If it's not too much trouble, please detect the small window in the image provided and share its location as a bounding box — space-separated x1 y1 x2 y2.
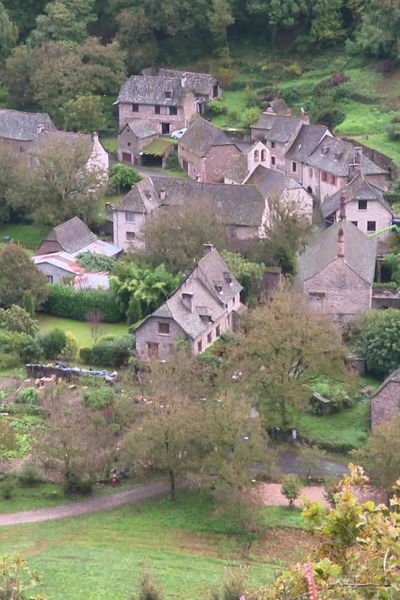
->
271 155 276 166
127 142 131 147
169 106 177 116
216 325 221 337
330 174 336 185
125 212 135 222
271 141 276 149
309 168 313 178
351 221 358 227
358 200 367 211
197 340 203 352
132 103 139 112
161 123 170 134
126 231 136 240
254 149 259 162
261 149 266 161
165 91 172 99
47 275 53 284
158 322 170 335
292 161 297 173
155 105 160 114
213 84 218 98
321 171 328 182
207 332 212 344
367 221 376 232
232 297 236 305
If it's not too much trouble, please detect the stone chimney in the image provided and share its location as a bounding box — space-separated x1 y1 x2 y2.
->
337 226 345 257
339 192 346 221
159 189 166 201
203 243 214 254
92 132 99 144
348 146 363 180
181 292 193 312
337 192 345 258
36 124 45 134
301 107 310 125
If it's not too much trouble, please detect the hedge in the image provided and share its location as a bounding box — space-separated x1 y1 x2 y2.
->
42 284 123 323
80 335 135 367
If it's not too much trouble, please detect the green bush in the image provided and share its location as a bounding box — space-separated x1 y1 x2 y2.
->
0 331 42 363
0 476 16 500
80 334 135 367
207 98 227 116
17 387 40 406
42 284 122 323
19 463 43 487
281 474 301 508
83 385 114 409
109 163 142 192
38 328 67 359
315 107 345 130
164 150 182 172
77 252 115 273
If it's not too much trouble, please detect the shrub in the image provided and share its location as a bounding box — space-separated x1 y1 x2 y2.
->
207 98 227 116
0 331 42 362
77 252 115 273
80 334 135 367
43 284 122 323
38 328 67 359
109 163 141 192
164 150 182 172
134 568 164 600
17 387 40 406
0 476 16 500
388 125 400 141
357 309 400 376
19 463 43 487
281 474 301 508
60 331 79 361
83 385 114 409
315 107 345 130
284 62 304 77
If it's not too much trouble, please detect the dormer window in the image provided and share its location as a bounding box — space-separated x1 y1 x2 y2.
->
214 283 223 293
159 189 166 201
223 272 232 285
182 292 193 312
165 91 172 99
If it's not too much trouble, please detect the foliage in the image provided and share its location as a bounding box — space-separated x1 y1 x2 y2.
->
0 243 49 309
353 0 400 61
22 291 35 318
38 328 67 359
0 2 17 65
79 334 134 366
309 374 358 414
383 253 400 285
281 474 301 507
356 308 400 377
59 331 79 361
209 568 248 600
62 94 106 133
132 567 164 600
110 260 181 324
43 284 122 323
221 251 265 305
109 163 142 193
0 555 46 599
83 383 114 409
77 251 115 273
0 305 38 336
0 476 16 500
17 388 40 406
30 0 95 46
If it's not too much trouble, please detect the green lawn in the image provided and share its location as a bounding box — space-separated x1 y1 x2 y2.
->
0 224 49 250
37 314 128 348
0 492 298 600
101 134 118 153
297 399 371 452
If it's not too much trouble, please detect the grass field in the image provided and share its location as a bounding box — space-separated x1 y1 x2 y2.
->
0 492 307 600
0 224 49 250
37 314 128 348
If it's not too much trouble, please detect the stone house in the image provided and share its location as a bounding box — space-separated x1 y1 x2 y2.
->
0 108 56 153
115 75 197 135
33 252 110 288
250 112 306 171
118 119 158 164
224 140 270 184
321 172 392 240
112 176 268 252
264 98 292 116
134 245 243 360
371 368 400 429
294 219 377 324
178 116 241 182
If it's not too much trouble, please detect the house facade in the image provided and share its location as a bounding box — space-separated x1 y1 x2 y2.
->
224 141 270 184
134 246 243 360
371 368 400 429
178 117 241 183
117 120 158 164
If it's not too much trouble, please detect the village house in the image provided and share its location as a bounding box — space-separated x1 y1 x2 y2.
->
371 368 400 429
224 140 270 184
118 119 158 164
264 98 292 116
294 211 377 323
112 176 269 252
0 108 56 153
134 245 243 360
178 116 241 182
321 172 392 241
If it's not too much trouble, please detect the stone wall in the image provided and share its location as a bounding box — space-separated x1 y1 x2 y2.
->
204 144 242 183
371 380 400 429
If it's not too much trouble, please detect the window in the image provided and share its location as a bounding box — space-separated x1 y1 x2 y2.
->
309 168 313 178
207 332 212 344
132 103 138 112
47 275 53 284
271 141 276 149
161 123 170 134
154 105 160 114
351 221 358 227
213 84 219 98
216 325 221 337
367 221 376 232
330 174 336 186
197 340 203 352
292 161 297 173
147 342 159 359
126 231 136 240
261 149 266 162
169 106 177 116
125 212 135 222
271 155 276 166
158 322 170 335
321 171 328 182
232 297 236 306
127 142 131 147
254 149 259 162
358 200 368 211
165 91 172 99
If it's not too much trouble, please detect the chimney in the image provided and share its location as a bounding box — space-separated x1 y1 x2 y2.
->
159 189 166 201
92 132 99 144
181 292 193 312
348 146 363 180
301 107 310 125
337 226 344 258
203 243 214 255
36 124 45 134
339 192 346 221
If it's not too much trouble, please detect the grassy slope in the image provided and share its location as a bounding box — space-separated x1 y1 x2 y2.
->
0 492 301 600
36 314 128 348
0 224 49 251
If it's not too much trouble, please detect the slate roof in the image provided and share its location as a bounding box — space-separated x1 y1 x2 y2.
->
123 119 158 139
251 114 301 143
321 172 391 219
267 98 291 116
285 124 330 162
178 116 234 157
224 154 249 183
295 220 377 286
37 217 97 255
0 109 56 141
370 367 400 398
136 248 242 340
142 68 218 95
116 76 186 106
245 165 304 197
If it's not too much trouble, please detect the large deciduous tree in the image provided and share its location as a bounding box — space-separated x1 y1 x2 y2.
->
0 1 17 64
353 0 400 61
30 0 95 45
0 244 49 309
227 286 347 429
355 308 400 377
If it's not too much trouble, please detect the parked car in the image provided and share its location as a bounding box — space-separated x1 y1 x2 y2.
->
171 128 187 139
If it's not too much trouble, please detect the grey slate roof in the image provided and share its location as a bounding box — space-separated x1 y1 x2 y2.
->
370 367 400 398
179 116 234 157
116 76 186 106
251 114 301 143
123 120 158 139
42 217 97 254
245 165 303 197
224 154 249 183
142 68 218 96
267 98 291 116
285 124 330 162
321 172 391 219
136 248 242 340
295 220 377 285
0 109 56 141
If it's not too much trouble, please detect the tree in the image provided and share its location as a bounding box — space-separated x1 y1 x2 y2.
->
221 250 265 305
352 415 400 490
3 45 35 110
207 0 235 54
22 291 36 317
62 94 106 133
227 286 347 429
353 0 400 61
356 308 400 377
0 244 48 309
0 305 38 336
140 200 228 274
109 163 141 193
281 474 301 508
35 386 112 494
0 555 47 600
30 0 95 45
0 2 17 64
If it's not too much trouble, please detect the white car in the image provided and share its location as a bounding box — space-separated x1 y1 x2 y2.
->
171 128 187 139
